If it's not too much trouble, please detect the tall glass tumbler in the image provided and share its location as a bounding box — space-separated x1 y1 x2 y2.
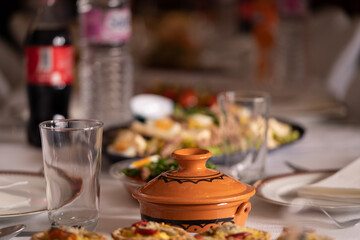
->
39 119 104 230
217 91 270 183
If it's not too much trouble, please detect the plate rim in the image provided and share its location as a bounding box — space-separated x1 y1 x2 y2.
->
0 171 47 218
252 170 360 210
109 160 146 185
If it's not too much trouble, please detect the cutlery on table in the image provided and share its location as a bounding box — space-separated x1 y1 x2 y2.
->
320 208 360 228
0 224 26 240
292 198 360 228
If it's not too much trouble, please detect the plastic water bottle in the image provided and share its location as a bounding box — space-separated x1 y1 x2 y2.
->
77 0 133 127
276 0 309 88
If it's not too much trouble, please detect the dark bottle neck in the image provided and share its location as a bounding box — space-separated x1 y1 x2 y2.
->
32 0 73 29
25 0 73 46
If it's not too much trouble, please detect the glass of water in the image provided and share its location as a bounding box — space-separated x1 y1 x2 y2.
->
39 119 104 230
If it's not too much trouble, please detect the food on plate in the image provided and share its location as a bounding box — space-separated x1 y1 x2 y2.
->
122 155 216 182
218 103 267 154
111 221 192 240
107 129 147 158
31 226 109 240
267 118 300 149
108 114 300 159
177 88 199 108
194 223 271 240
107 89 301 159
187 113 215 129
276 227 333 240
119 112 223 158
131 117 182 140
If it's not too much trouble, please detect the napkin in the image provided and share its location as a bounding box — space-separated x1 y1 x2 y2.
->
0 191 31 209
298 157 360 203
326 20 360 101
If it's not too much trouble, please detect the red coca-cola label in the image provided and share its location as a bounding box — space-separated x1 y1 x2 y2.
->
26 46 73 86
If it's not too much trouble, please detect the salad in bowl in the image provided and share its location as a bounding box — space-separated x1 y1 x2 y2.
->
109 155 216 195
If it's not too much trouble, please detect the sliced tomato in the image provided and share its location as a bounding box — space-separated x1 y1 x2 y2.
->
131 221 158 236
135 228 159 235
48 228 77 240
178 89 198 108
226 232 252 240
131 221 149 227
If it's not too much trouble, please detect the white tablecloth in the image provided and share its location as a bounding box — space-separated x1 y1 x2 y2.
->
1 117 360 240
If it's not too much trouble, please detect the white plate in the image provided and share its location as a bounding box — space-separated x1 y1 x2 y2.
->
0 171 80 221
254 171 360 212
0 171 47 220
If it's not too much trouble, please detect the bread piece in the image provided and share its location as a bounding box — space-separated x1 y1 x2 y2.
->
111 221 192 240
194 223 271 240
276 227 334 240
31 226 109 240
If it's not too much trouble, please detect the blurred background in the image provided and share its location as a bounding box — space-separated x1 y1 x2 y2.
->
1 0 360 130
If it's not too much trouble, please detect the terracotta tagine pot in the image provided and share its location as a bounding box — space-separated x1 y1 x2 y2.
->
132 148 255 233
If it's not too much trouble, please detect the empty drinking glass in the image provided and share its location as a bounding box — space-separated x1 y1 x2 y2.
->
39 119 104 230
217 91 270 183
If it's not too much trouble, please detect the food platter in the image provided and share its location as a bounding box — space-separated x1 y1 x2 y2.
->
103 118 305 164
103 89 305 164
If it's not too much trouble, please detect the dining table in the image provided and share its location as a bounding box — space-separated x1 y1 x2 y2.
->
1 88 360 240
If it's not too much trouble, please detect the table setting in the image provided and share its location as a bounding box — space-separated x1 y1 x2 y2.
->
0 86 360 240
1 1 360 239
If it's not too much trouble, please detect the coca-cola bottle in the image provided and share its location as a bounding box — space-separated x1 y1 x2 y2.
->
25 0 74 147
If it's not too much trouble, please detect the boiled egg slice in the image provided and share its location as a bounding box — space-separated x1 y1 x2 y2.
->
146 117 182 136
187 113 214 128
130 155 160 169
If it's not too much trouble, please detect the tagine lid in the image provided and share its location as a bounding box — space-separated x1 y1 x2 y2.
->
132 148 255 205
